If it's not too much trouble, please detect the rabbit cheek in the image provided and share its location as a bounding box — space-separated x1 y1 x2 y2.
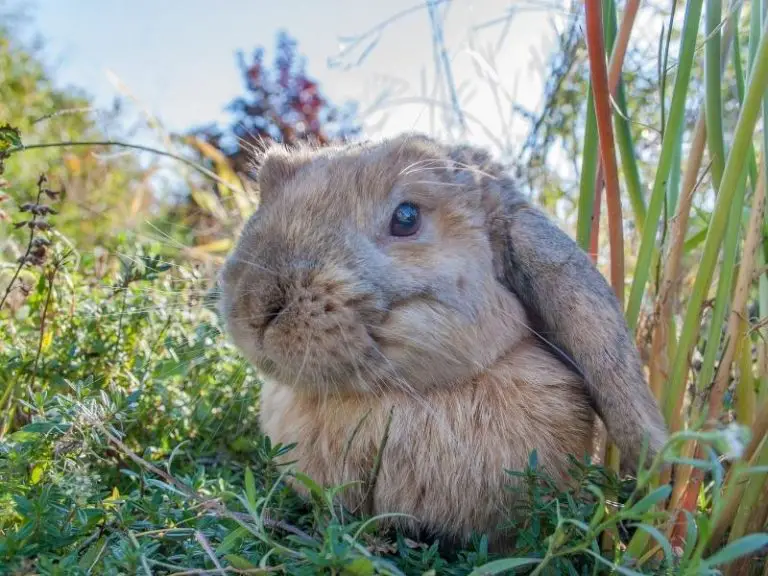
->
260 284 375 389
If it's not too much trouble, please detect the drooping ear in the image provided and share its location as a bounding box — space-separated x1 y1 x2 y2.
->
253 145 311 202
444 143 668 467
502 203 668 466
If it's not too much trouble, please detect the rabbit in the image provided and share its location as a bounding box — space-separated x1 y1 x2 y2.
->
218 133 667 549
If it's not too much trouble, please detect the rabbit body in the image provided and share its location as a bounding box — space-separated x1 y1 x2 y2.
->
219 134 665 550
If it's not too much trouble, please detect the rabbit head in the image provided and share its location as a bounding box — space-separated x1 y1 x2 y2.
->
219 135 532 396
219 133 668 467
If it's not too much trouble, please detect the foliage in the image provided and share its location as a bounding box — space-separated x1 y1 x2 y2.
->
192 31 360 178
0 228 762 574
0 22 147 248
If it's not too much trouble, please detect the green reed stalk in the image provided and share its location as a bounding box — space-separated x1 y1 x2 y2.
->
606 0 646 235
577 90 600 252
665 18 768 425
696 175 748 397
614 79 647 234
704 0 726 186
699 8 760 396
625 0 705 332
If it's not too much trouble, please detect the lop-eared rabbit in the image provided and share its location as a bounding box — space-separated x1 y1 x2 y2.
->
218 134 667 549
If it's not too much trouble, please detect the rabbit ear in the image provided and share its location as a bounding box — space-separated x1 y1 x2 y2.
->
444 144 668 467
498 203 668 465
253 145 312 202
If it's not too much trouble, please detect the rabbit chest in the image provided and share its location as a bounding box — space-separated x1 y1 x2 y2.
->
258 338 595 547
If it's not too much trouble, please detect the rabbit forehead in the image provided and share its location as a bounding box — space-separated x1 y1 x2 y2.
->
262 137 458 226
257 143 486 262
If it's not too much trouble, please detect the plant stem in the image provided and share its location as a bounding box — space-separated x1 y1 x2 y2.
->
614 75 646 234
665 18 768 425
8 140 243 197
648 114 707 404
650 0 737 427
0 183 47 312
625 0 705 331
708 400 768 549
708 158 766 421
705 0 726 187
594 0 647 234
697 173 747 395
724 439 768 576
670 159 767 548
586 0 625 304
736 323 755 425
577 90 600 251
30 254 69 391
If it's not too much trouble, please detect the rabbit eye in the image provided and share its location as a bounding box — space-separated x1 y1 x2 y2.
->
390 202 421 237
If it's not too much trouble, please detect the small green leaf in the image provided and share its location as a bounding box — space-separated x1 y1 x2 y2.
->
343 557 375 576
628 523 673 565
469 557 542 575
79 536 107 570
293 471 324 499
0 124 21 152
626 484 672 516
586 484 606 528
21 421 72 436
229 437 254 453
702 533 768 568
30 464 44 485
698 513 711 544
216 526 248 556
8 430 40 443
225 554 257 570
680 510 699 563
244 466 257 507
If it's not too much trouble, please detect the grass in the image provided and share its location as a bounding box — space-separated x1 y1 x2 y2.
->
3 0 768 572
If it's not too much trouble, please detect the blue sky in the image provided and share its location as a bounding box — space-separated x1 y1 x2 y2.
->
24 0 568 155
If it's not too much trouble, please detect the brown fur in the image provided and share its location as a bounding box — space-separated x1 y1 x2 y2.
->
219 134 666 549
260 339 593 549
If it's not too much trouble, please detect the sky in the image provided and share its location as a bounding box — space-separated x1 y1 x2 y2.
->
22 0 572 156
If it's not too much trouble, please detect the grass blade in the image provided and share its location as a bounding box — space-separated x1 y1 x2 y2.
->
469 558 542 575
702 533 768 568
577 89 600 252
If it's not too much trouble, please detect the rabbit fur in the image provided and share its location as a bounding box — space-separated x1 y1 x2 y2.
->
218 133 667 549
